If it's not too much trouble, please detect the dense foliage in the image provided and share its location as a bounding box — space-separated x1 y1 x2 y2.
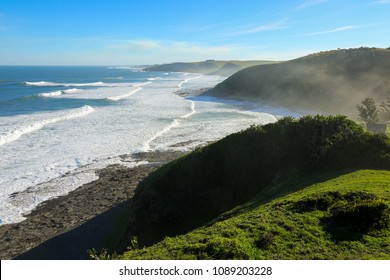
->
127 115 390 246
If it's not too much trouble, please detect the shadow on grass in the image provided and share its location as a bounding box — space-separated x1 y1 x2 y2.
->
211 169 358 225
320 217 364 242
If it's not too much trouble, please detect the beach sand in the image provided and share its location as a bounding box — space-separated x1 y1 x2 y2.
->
0 150 185 260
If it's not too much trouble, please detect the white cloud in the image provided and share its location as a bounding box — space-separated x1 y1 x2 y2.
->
228 20 288 36
99 39 236 64
303 25 357 36
294 0 329 10
108 39 161 51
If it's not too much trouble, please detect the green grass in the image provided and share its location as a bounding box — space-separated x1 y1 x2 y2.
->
118 170 390 260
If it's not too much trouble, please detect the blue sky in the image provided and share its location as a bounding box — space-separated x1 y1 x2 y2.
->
0 0 389 65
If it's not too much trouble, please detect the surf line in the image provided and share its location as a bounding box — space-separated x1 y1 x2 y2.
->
177 75 202 89
143 99 196 151
0 106 95 146
107 81 152 101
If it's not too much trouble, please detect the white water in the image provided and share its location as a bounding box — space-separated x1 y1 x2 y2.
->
37 90 63 97
0 72 299 225
0 105 95 146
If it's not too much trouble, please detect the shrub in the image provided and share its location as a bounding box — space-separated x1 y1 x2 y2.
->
254 232 275 249
329 200 390 233
291 191 342 212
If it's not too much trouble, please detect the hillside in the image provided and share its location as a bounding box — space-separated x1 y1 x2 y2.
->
106 116 390 260
212 47 390 116
144 60 278 76
119 169 390 259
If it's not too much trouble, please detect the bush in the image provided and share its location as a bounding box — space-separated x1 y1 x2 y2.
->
330 200 390 233
254 232 275 249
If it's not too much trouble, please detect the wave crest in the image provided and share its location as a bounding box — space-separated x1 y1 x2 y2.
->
37 91 63 97
25 81 107 87
0 106 95 146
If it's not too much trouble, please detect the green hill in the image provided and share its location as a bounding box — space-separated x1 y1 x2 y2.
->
120 169 390 259
212 48 390 116
104 116 390 260
144 60 278 76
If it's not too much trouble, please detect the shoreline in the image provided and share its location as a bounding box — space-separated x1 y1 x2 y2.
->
0 87 301 260
0 150 185 260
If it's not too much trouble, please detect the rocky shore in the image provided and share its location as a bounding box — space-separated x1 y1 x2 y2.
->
0 150 185 260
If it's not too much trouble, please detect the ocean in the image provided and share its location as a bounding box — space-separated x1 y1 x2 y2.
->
0 66 298 225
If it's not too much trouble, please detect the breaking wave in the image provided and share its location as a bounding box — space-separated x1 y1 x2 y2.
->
0 106 95 146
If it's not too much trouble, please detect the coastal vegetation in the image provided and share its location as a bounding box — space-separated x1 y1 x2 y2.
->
119 170 390 259
212 48 390 117
106 116 390 259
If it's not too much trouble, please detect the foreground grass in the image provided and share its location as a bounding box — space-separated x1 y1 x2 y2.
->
118 170 390 260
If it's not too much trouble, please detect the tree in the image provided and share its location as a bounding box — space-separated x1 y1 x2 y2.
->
379 98 390 122
356 97 378 125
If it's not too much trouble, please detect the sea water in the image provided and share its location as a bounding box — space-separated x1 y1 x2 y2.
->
0 66 299 224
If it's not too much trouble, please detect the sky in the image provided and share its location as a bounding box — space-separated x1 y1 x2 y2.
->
0 0 389 65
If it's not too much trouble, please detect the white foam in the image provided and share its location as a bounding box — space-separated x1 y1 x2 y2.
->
107 66 134 70
143 119 180 151
66 81 106 87
178 76 202 88
25 81 58 86
106 87 142 101
25 81 107 87
143 99 197 151
180 100 196 119
62 88 80 94
37 90 63 97
0 105 95 146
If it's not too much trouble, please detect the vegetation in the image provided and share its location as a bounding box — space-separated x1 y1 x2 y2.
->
144 60 278 76
379 96 390 122
356 97 379 124
120 115 390 252
212 47 390 117
118 170 390 259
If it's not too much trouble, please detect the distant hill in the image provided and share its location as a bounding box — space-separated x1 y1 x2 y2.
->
112 116 390 259
144 60 278 76
212 48 390 116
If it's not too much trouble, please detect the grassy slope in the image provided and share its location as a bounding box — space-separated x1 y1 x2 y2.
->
212 47 390 116
124 116 390 247
144 60 278 76
119 169 390 260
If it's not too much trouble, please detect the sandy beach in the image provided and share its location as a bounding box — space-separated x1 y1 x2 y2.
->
0 150 185 260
